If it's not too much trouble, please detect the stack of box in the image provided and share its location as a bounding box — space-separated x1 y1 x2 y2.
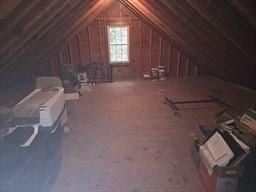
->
198 160 241 192
192 128 250 192
240 108 256 132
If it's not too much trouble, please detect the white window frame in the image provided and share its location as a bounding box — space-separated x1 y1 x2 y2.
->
107 25 130 64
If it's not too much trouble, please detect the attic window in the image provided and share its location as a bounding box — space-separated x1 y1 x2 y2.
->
108 25 129 63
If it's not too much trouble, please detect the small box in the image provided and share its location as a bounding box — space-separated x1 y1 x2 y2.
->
64 92 79 100
199 161 242 192
240 109 256 131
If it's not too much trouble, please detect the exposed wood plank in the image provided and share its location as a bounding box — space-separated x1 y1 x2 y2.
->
98 20 102 63
194 65 198 76
139 21 143 76
68 42 73 65
0 0 83 72
0 0 73 68
87 26 92 63
149 29 153 69
52 53 61 76
176 50 181 77
120 0 218 75
141 23 151 74
49 58 55 75
72 36 81 68
62 46 70 65
1 0 114 88
0 0 88 78
0 0 18 19
185 57 190 77
42 0 200 80
77 34 82 66
227 0 256 29
102 19 109 65
131 20 141 76
96 17 139 21
159 36 162 66
0 0 61 60
78 30 90 65
58 52 63 66
168 44 172 74
161 0 255 76
183 0 256 67
0 0 41 38
1 0 203 89
121 0 256 88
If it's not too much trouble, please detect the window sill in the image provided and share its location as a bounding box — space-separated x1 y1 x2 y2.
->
110 63 130 66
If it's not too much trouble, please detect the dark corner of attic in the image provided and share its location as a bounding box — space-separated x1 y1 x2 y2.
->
0 0 256 192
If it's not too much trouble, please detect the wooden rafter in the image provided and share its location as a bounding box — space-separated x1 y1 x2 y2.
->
0 0 256 90
226 0 256 30
0 0 114 89
120 0 256 89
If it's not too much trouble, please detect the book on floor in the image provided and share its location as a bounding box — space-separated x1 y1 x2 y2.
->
199 131 234 174
199 130 250 175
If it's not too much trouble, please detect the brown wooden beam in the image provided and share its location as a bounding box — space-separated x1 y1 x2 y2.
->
160 0 255 76
0 0 69 66
183 0 256 68
120 0 219 75
227 0 256 30
185 57 190 77
0 0 84 83
96 17 139 21
120 0 256 88
0 0 81 71
34 0 113 67
0 0 114 89
0 0 41 38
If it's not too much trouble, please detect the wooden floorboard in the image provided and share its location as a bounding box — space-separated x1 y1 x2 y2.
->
49 76 255 192
1 76 255 191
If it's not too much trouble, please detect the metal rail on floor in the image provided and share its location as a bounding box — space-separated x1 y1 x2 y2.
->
164 95 231 112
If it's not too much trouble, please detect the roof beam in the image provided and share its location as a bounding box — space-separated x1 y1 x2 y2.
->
0 0 83 73
0 0 41 38
120 0 256 88
0 0 114 89
0 0 61 65
160 0 256 83
120 0 226 75
0 0 71 68
183 0 256 69
227 0 256 30
32 0 114 68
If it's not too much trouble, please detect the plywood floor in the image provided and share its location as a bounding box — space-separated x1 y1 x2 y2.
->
47 76 256 192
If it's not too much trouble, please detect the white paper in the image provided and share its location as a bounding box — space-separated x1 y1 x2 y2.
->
199 132 234 175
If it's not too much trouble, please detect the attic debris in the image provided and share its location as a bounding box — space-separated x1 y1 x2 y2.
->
164 95 230 112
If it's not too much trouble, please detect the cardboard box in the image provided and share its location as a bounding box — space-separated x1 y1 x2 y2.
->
199 161 242 192
191 140 242 192
64 92 79 100
240 109 256 131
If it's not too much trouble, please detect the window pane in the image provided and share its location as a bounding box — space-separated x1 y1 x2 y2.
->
108 26 129 62
122 35 127 44
122 45 128 60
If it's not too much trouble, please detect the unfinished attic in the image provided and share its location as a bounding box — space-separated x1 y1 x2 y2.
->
1 0 256 191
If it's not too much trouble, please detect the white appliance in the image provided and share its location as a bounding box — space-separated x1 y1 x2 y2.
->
9 87 66 147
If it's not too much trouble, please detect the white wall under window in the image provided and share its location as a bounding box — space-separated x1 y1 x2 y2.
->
108 25 129 63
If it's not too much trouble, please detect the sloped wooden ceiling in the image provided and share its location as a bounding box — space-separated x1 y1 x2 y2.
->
121 0 256 89
37 0 201 80
0 0 114 90
0 0 256 90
